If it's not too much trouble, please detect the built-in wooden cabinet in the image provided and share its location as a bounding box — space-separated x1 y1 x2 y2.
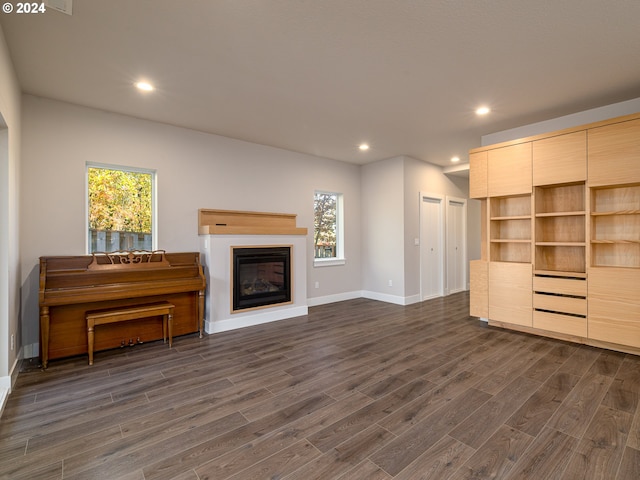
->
469 151 488 199
489 194 532 263
588 118 640 186
533 131 586 186
488 143 532 197
588 268 640 349
469 260 488 318
489 262 532 328
470 112 640 354
590 184 640 268
534 183 586 275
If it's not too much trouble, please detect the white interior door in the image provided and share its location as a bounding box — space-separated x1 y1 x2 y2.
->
447 197 467 294
420 194 444 300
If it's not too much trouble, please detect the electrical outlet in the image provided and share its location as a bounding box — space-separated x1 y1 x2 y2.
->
388 280 393 287
10 334 14 351
314 281 320 289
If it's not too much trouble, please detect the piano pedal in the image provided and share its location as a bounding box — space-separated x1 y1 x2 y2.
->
128 338 135 347
120 340 126 348
137 337 143 344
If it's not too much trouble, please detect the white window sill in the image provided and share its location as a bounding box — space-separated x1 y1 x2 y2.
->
314 258 346 267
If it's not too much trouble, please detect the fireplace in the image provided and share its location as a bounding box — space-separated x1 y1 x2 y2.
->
232 246 292 311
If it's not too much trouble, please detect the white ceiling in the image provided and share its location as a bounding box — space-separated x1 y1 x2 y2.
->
1 1 639 166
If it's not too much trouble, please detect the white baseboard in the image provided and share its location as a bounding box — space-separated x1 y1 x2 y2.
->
206 305 309 334
307 291 362 307
0 386 8 419
361 291 421 306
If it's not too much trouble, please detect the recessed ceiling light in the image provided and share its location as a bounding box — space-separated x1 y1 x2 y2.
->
451 156 460 163
359 143 370 151
135 81 154 92
475 106 490 116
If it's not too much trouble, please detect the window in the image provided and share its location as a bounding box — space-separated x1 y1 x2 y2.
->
314 191 344 266
87 164 156 253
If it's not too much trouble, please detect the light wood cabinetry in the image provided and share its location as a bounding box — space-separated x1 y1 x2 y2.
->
469 151 488 199
469 260 488 318
533 275 587 337
489 194 532 263
487 143 532 197
588 118 640 186
489 262 532 327
590 184 640 268
588 268 640 349
533 131 586 186
470 111 640 355
534 183 586 275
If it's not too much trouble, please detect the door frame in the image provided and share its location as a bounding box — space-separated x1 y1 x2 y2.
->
419 192 445 301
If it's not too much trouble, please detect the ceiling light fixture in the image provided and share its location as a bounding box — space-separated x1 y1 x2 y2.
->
359 143 370 151
475 106 490 116
135 81 154 92
451 156 460 163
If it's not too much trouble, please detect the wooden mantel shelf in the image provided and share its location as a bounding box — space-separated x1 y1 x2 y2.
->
198 209 308 235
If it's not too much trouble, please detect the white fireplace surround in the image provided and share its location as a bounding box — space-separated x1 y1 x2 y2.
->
199 234 308 333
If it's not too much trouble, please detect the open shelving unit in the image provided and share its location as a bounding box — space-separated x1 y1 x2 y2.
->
534 183 586 275
489 194 531 263
590 183 640 268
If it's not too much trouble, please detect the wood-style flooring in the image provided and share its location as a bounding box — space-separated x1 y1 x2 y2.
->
1 292 640 479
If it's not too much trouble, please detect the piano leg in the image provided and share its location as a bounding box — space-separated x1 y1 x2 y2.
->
39 306 50 369
198 289 205 338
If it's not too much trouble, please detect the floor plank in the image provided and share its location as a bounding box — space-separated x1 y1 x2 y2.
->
1 292 639 479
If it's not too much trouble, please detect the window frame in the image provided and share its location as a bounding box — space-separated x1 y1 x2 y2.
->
85 162 157 254
313 190 345 267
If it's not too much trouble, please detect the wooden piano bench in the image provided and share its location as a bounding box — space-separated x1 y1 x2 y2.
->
86 302 175 365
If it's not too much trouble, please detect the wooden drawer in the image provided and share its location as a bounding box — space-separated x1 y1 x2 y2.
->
533 276 586 297
534 293 587 316
533 311 587 337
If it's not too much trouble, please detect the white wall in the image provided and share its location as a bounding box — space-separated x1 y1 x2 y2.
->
0 24 22 401
20 95 362 353
403 157 470 298
360 155 474 305
361 157 405 302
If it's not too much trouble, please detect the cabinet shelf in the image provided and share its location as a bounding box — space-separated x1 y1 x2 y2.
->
591 239 640 244
591 184 640 268
536 242 586 247
591 210 640 216
491 215 531 221
536 211 585 218
491 239 531 243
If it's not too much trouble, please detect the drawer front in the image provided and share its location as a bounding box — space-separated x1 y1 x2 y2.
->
534 293 587 316
533 311 587 337
533 276 587 297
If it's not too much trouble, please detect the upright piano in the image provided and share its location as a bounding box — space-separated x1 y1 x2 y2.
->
39 250 206 368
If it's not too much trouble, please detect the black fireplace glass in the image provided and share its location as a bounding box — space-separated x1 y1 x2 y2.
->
232 246 291 311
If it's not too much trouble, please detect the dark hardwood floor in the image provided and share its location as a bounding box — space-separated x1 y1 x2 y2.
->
1 292 639 479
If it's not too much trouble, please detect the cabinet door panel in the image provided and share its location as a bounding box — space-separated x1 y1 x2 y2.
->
533 131 586 186
488 143 532 197
588 118 640 186
470 260 488 318
588 268 640 348
489 262 532 327
469 151 488 199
